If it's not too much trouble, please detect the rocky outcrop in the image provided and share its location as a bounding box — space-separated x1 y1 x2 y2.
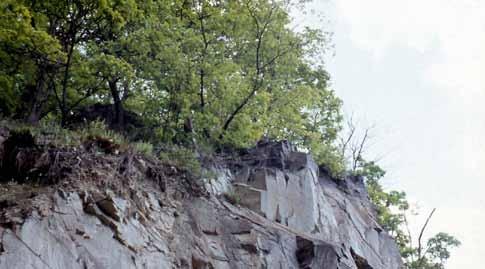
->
0 135 403 269
213 141 403 269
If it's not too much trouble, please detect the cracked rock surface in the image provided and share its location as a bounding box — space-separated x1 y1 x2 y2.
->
0 135 403 269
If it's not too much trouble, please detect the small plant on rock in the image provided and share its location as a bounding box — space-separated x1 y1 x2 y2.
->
132 141 154 156
222 191 241 205
159 145 202 177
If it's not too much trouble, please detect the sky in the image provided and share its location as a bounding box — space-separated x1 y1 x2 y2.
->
296 0 485 268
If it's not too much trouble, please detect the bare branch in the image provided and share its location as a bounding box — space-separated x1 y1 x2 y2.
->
340 114 356 158
352 128 369 171
417 208 436 266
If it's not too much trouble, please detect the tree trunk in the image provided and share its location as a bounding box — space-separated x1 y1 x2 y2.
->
26 71 48 125
27 104 42 125
109 80 124 130
60 43 75 127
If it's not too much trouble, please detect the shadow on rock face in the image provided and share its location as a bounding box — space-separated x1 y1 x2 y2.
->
0 130 41 183
351 248 374 269
0 129 64 185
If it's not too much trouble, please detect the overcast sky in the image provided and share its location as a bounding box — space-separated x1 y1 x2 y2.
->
296 0 485 267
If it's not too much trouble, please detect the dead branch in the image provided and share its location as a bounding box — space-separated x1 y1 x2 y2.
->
417 208 436 266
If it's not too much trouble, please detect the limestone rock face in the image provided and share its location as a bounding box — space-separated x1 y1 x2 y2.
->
209 141 403 269
0 140 403 269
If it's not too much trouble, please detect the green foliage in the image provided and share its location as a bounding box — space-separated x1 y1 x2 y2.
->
358 160 460 269
402 232 461 269
0 0 65 117
357 161 409 239
132 141 154 156
81 120 126 146
425 233 461 266
0 75 17 116
312 143 345 178
0 0 346 175
365 166 409 249
34 118 81 147
4 117 77 147
223 191 242 206
159 145 201 177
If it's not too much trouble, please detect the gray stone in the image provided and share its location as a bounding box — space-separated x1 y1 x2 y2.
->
0 141 403 269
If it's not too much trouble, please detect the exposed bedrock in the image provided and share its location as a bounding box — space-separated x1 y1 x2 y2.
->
0 138 402 268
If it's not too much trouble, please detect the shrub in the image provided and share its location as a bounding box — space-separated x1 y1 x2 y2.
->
159 145 201 177
222 191 241 205
132 141 154 156
35 119 80 147
312 143 346 179
5 118 80 148
81 120 126 145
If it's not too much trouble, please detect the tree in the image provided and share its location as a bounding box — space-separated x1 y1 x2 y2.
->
341 119 460 268
48 0 141 127
26 0 107 125
1 0 346 174
403 209 461 269
0 0 65 121
356 159 460 269
0 0 144 125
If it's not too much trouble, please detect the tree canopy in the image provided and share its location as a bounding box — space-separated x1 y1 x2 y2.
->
0 0 343 172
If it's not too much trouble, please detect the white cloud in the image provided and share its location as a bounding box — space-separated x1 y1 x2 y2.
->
336 0 485 91
330 0 485 267
334 0 485 182
405 204 485 269
336 1 483 52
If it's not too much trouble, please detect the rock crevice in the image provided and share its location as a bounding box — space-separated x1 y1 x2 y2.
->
0 137 403 269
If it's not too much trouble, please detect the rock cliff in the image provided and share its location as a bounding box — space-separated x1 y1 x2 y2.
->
0 129 403 268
